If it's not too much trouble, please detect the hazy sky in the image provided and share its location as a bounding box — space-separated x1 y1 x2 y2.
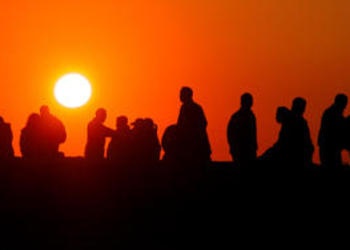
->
1 0 349 161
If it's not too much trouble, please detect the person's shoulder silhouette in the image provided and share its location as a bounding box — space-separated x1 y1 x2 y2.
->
0 116 14 159
227 93 257 165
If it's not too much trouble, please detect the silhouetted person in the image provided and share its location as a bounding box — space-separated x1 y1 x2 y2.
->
177 87 211 164
261 107 293 163
107 115 132 163
318 94 348 169
85 108 115 160
290 97 314 166
130 118 161 165
0 116 14 159
161 124 180 164
39 105 66 158
227 93 257 166
20 113 42 159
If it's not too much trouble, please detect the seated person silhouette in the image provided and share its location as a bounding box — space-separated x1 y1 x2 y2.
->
85 108 115 160
318 94 348 169
107 115 132 163
260 106 293 164
227 93 257 166
39 105 66 158
177 86 211 164
0 116 14 159
20 113 42 159
290 97 314 167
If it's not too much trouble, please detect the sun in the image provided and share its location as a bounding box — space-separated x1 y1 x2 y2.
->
54 73 92 108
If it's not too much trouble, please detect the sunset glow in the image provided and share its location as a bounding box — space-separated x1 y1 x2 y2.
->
54 73 92 108
0 1 349 161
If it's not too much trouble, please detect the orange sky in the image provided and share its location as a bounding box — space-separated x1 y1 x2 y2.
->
1 0 350 162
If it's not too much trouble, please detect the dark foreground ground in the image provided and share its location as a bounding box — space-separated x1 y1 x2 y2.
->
1 158 350 249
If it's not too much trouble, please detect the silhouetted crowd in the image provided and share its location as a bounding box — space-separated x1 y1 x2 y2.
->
0 87 349 169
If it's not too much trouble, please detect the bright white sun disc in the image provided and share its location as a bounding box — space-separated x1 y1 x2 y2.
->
54 73 92 108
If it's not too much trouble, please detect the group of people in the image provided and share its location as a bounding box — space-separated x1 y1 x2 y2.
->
84 108 161 165
85 86 211 165
227 94 314 167
227 93 350 169
0 105 66 159
0 87 349 169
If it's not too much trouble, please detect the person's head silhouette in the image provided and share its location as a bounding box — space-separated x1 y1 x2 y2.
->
291 97 306 116
180 87 193 104
241 93 253 110
116 116 128 129
334 94 348 112
276 106 290 124
95 108 107 123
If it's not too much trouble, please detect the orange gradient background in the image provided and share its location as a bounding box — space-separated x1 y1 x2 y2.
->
1 1 349 162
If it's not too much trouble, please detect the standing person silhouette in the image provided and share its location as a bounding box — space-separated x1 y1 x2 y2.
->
290 97 314 167
39 105 66 158
177 86 211 164
227 93 257 166
85 108 115 160
0 116 14 159
318 94 348 169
